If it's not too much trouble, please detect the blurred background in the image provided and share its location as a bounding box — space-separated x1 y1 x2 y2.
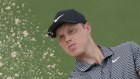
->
0 0 140 79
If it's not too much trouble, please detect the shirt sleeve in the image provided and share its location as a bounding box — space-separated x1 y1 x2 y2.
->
131 42 140 71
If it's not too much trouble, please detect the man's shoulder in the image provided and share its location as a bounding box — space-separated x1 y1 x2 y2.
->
110 41 138 50
109 41 140 56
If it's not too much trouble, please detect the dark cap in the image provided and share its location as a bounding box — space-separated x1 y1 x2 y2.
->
48 9 87 38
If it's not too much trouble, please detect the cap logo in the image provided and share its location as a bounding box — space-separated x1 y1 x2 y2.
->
54 14 64 22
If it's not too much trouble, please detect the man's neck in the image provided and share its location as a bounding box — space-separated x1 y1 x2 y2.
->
76 41 104 65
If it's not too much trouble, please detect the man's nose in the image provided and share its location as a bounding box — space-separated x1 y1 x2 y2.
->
65 35 72 43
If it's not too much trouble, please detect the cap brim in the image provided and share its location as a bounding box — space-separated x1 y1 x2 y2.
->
48 21 81 38
48 22 61 38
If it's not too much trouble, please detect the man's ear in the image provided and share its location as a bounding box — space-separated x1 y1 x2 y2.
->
84 22 91 33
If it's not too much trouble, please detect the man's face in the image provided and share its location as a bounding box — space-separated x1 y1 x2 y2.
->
56 22 91 58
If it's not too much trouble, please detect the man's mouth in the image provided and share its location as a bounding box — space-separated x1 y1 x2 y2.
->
68 43 76 51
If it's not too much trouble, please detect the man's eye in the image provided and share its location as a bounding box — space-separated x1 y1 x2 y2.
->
69 29 76 34
59 35 64 39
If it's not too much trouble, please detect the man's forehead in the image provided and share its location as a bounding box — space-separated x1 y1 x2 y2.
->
55 23 78 36
56 24 72 33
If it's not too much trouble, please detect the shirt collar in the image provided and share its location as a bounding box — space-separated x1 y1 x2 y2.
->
100 46 114 59
75 46 113 72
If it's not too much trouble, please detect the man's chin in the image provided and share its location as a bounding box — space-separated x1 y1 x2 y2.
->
69 51 82 57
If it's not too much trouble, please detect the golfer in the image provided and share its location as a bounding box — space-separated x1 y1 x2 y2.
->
48 9 140 79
